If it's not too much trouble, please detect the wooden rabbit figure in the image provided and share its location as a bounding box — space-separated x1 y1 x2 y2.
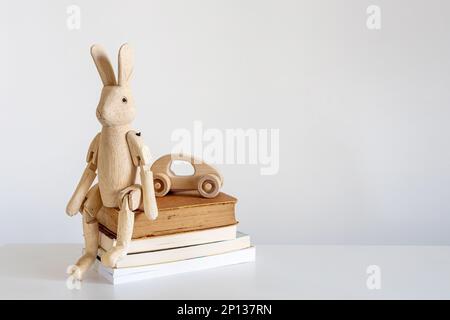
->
65 43 158 285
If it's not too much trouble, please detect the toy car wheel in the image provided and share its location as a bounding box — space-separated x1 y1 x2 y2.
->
198 174 221 198
153 173 171 197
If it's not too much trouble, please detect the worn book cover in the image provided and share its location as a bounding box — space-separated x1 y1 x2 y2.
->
99 224 237 253
96 192 238 239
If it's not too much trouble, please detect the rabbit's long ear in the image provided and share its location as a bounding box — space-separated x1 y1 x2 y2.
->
90 44 117 86
118 43 134 86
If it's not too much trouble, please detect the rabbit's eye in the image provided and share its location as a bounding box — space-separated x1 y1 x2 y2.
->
122 97 128 103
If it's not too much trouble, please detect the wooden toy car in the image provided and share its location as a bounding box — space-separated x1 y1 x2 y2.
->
151 154 224 198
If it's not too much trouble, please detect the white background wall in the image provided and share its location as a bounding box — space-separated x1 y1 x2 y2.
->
1 0 450 245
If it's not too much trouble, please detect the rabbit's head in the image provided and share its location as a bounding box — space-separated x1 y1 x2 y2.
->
91 43 136 127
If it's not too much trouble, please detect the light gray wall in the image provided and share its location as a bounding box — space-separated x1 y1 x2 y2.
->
1 0 449 244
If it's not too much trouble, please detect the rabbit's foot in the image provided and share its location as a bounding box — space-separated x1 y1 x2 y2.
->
101 246 128 268
65 253 96 290
66 265 82 290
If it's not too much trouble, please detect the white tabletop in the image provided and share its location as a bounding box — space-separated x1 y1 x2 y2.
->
1 244 449 299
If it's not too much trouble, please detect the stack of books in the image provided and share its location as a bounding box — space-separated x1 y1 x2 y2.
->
94 192 255 284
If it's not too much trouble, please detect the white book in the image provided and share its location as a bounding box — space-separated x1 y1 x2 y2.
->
99 224 237 254
97 232 251 268
96 246 256 284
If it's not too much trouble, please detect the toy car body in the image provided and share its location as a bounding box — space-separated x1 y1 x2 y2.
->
150 154 224 198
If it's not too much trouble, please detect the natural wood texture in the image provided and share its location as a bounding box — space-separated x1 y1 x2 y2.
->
151 154 224 198
126 131 152 166
140 169 158 219
118 43 134 86
81 184 102 223
97 124 136 207
97 192 238 239
66 134 100 216
65 162 97 216
85 133 101 165
90 45 117 86
67 43 160 280
118 184 142 211
100 196 135 268
127 131 158 220
66 206 100 288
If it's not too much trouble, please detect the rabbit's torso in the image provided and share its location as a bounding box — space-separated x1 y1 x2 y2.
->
97 125 137 207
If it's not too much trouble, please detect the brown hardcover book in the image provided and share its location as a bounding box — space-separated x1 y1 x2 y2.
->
96 192 238 239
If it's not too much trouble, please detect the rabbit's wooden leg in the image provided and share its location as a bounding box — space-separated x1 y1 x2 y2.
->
66 185 101 288
67 215 99 278
100 194 135 268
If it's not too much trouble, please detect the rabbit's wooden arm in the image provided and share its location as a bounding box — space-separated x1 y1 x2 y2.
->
66 133 101 216
126 131 158 220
